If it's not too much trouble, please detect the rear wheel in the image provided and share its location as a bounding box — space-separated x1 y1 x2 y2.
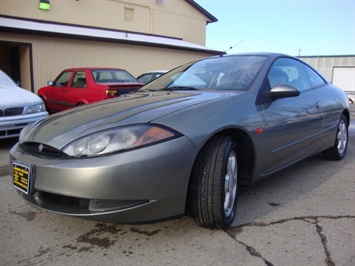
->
322 114 348 160
189 135 238 229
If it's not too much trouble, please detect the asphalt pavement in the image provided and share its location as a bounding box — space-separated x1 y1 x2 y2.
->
0 106 354 266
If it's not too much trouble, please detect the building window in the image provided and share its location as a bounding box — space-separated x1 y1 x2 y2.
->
124 7 134 21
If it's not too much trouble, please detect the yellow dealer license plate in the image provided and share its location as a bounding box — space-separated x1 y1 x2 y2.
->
12 162 33 194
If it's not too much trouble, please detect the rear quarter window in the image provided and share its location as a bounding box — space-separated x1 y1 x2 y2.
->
302 63 326 88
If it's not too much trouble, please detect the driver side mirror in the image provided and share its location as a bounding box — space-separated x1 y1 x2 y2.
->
269 85 300 101
47 80 54 86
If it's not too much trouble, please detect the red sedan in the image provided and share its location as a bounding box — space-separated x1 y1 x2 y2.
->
38 68 143 113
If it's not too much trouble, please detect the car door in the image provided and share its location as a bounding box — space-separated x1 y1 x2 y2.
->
47 71 73 111
262 57 325 174
63 70 88 108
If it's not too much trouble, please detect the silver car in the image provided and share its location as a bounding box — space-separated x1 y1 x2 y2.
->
0 70 48 139
10 53 349 229
137 70 168 83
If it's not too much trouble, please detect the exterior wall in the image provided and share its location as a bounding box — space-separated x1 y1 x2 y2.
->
300 55 355 82
0 0 208 45
0 0 217 92
1 32 213 93
19 45 31 90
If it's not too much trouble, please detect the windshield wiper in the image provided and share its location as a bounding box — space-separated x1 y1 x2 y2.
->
163 86 198 91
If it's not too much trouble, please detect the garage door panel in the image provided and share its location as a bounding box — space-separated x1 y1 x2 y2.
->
332 67 355 93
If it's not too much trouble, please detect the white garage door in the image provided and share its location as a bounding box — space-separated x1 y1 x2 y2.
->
332 67 355 93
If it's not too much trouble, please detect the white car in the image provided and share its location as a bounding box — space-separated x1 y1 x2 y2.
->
0 70 48 139
137 70 168 83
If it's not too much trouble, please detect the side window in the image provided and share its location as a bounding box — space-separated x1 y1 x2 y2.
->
268 58 311 92
55 71 72 87
92 71 97 80
302 63 326 88
71 71 87 88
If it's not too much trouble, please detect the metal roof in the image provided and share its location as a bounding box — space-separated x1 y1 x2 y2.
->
185 0 218 23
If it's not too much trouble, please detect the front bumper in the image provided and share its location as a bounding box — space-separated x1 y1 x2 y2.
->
10 136 196 223
0 112 48 139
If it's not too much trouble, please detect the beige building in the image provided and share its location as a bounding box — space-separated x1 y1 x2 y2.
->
0 0 220 93
300 55 355 93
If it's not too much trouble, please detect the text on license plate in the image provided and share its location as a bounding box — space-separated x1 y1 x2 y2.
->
13 163 31 194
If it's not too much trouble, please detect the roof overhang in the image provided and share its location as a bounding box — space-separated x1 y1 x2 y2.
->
185 0 218 24
0 16 221 55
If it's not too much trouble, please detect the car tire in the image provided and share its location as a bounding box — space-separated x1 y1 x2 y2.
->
322 114 348 160
189 135 238 229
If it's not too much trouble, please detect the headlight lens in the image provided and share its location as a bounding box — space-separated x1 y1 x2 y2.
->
63 124 181 157
25 103 46 114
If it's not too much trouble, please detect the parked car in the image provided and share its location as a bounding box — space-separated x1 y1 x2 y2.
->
0 70 48 139
346 93 354 103
38 68 143 113
137 70 168 83
11 53 350 229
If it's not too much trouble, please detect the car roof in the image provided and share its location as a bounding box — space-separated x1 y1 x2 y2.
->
61 67 127 71
216 52 290 58
141 70 168 74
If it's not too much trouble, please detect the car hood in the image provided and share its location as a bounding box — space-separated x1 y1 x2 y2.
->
21 90 238 148
0 86 43 107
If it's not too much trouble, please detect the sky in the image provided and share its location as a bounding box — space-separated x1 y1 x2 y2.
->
194 0 355 56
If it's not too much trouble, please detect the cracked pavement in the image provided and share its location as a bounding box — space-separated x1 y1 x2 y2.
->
0 106 354 265
228 216 354 266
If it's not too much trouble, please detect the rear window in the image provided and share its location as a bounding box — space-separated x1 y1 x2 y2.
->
92 70 138 83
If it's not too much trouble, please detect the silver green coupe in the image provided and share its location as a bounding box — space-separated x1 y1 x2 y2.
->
10 53 350 229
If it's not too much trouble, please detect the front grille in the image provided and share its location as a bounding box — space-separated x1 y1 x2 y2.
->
40 191 90 209
21 142 64 157
0 107 24 116
0 128 22 137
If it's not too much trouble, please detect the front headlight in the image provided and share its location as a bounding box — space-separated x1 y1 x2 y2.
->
25 103 45 114
62 124 182 157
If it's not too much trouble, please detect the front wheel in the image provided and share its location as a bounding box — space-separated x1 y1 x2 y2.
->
188 135 239 229
322 114 348 160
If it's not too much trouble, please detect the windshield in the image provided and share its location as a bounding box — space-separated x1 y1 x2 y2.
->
139 55 267 92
